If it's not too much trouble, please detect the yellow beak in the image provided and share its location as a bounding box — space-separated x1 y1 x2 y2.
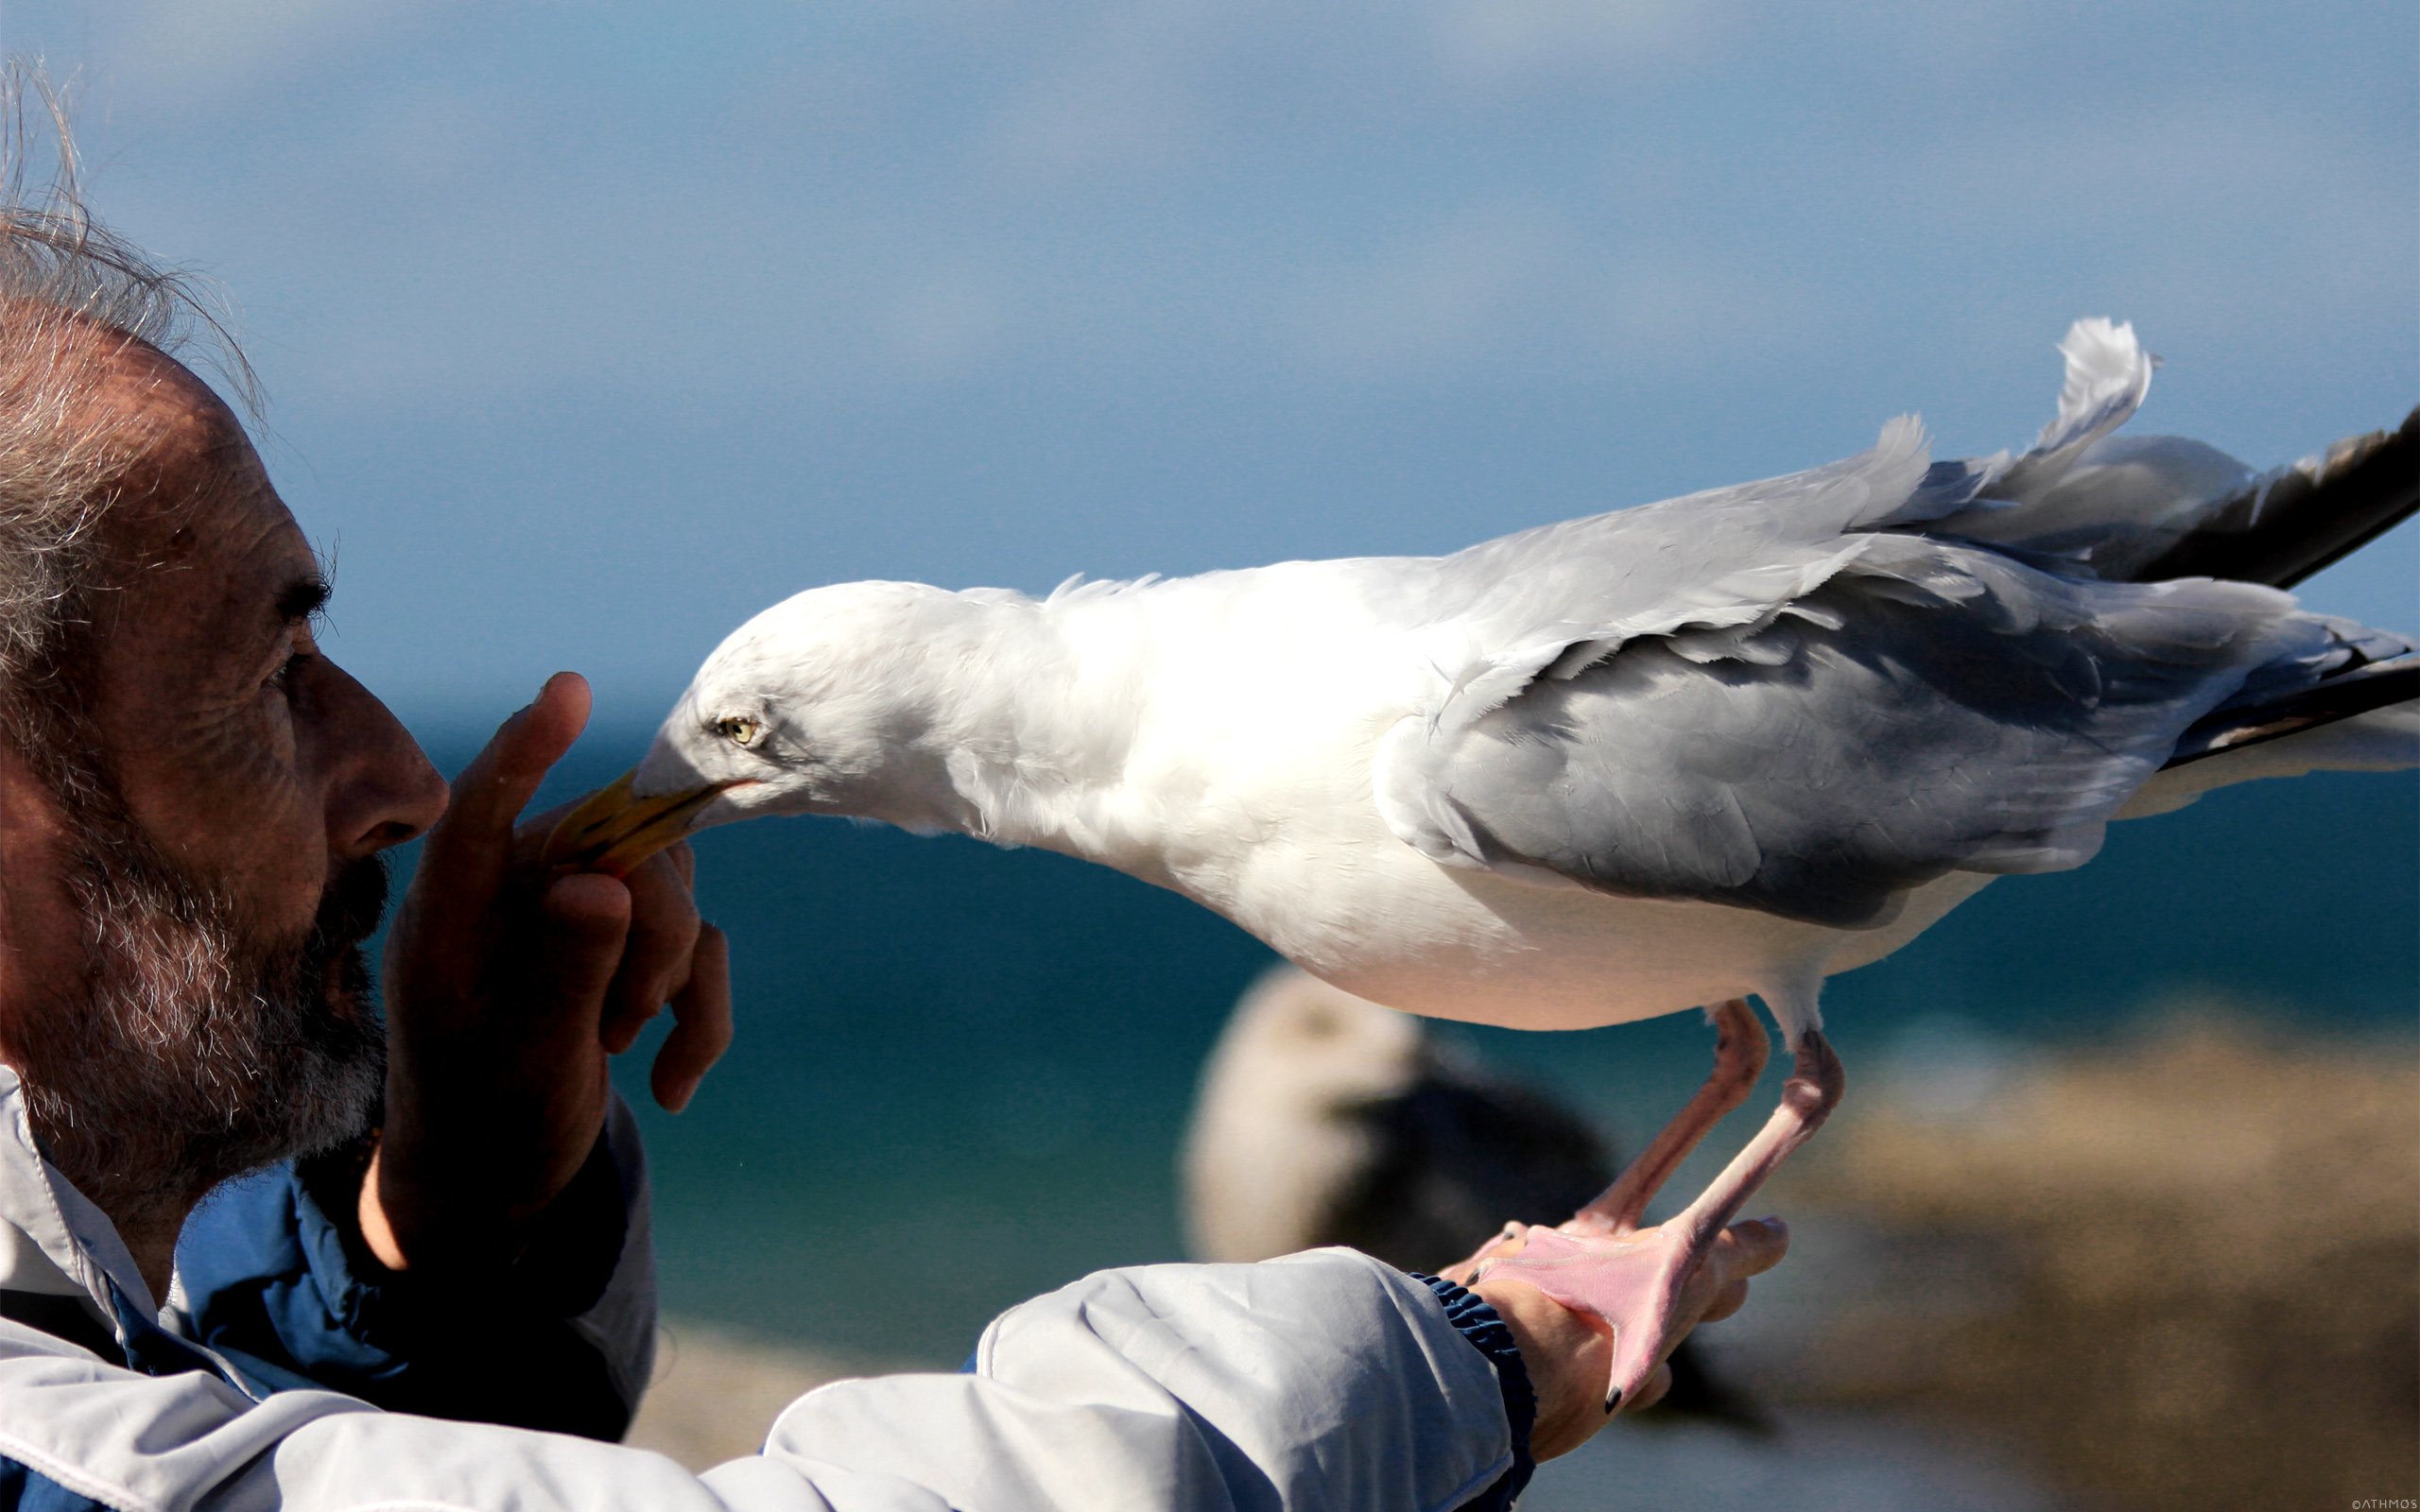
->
540 769 733 877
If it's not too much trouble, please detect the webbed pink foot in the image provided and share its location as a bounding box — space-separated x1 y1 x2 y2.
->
1470 1221 1703 1411
1450 1002 1842 1413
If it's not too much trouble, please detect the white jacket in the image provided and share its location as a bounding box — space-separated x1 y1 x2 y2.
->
0 1066 1533 1510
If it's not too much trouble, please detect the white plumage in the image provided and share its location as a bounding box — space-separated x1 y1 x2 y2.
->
613 319 2416 1044
550 318 2415 1411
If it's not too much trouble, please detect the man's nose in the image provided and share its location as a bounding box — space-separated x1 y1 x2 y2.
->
316 659 449 855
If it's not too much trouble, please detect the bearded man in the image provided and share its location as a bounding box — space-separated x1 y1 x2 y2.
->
0 126 1779 1510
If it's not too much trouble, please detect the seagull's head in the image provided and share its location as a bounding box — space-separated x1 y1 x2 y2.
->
543 581 981 874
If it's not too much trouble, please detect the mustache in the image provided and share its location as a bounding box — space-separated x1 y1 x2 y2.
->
315 853 391 950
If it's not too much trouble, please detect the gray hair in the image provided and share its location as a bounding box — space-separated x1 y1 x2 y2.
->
0 68 252 783
0 77 382 1217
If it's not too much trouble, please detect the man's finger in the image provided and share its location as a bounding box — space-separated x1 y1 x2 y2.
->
652 923 733 1113
1628 1363 1674 1415
527 871 632 1038
1697 1278 1752 1325
1716 1216 1790 1280
423 672 593 884
600 848 701 1053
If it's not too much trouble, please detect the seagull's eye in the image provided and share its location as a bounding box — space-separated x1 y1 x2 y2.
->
714 714 763 747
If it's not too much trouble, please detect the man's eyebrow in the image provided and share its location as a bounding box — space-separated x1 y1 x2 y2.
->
276 576 333 626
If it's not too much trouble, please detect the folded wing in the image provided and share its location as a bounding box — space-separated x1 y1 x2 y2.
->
1378 538 2322 928
1374 320 2417 930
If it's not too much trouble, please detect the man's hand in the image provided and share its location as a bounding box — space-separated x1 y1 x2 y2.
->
361 672 733 1273
1470 1216 1788 1460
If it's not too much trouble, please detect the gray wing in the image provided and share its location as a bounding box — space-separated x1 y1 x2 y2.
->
1380 417 1938 728
1386 321 2410 707
1905 320 2417 588
1376 325 2202 732
1378 534 2327 929
1373 318 2411 929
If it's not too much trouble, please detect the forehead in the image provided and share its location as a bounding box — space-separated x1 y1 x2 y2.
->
25 335 321 692
83 340 310 588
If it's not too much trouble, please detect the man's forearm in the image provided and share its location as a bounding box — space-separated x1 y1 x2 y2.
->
16 1247 1523 1512
775 1249 1530 1511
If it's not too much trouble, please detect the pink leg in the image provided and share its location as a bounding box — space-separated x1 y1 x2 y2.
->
1663 1030 1841 1257
1458 1022 1844 1412
1569 999 1768 1238
1449 998 1765 1271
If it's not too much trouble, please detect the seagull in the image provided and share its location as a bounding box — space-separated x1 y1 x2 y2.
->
1183 966 1765 1428
550 320 2419 1411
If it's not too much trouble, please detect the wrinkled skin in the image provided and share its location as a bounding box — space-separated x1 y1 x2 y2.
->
0 335 729 1297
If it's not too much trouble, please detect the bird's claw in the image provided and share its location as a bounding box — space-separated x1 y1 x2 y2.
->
1445 1009 1838 1417
1465 1221 1700 1416
1446 1221 1530 1281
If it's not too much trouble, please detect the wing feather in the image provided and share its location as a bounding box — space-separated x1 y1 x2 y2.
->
1380 537 2313 928
1368 318 2411 928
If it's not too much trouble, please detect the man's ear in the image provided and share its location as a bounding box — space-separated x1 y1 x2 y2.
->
0 732 79 1052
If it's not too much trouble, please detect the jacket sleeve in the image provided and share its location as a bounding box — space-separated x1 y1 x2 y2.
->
168 1094 657 1439
0 1248 1531 1512
749 1251 1535 1512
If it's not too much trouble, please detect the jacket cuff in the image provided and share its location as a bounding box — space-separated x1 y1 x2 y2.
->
175 1098 654 1438
295 1120 630 1324
1411 1272 1538 1511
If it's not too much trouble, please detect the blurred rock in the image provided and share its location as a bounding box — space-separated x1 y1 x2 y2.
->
626 1009 2415 1509
1772 1011 2419 1511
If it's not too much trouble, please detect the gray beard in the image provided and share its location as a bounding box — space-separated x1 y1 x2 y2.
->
13 799 389 1229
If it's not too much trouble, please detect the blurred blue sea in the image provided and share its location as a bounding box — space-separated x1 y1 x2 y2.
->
397 723 2416 1365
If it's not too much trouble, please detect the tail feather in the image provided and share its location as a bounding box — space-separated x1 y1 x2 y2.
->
2166 656 2419 768
2133 408 2419 588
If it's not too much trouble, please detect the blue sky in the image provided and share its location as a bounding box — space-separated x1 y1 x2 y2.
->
5 0 2414 730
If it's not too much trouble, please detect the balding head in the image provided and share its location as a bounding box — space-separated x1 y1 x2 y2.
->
0 104 446 1266
0 174 251 780
0 70 247 694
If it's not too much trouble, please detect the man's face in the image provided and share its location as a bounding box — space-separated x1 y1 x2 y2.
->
0 339 448 1208
79 354 448 948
